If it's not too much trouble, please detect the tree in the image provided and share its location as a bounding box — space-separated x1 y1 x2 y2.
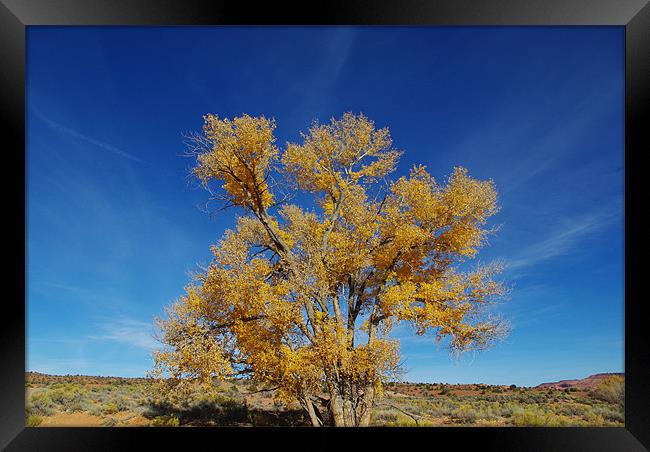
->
151 112 508 427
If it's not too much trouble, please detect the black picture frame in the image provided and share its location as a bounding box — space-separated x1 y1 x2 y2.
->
2 0 648 450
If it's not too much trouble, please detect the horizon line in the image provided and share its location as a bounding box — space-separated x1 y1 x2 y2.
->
26 369 624 388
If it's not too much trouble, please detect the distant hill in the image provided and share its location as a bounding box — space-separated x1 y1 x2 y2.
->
26 371 149 385
536 373 623 390
27 370 623 391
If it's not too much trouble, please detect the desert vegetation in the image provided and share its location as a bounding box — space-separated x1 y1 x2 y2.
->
25 372 624 427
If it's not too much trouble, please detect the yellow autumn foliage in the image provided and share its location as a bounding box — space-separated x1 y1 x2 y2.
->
153 112 508 426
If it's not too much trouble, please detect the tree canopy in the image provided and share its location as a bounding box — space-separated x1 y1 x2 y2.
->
152 112 508 426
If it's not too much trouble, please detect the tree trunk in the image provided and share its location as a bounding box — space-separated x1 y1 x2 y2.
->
299 396 324 427
357 384 375 427
325 382 375 427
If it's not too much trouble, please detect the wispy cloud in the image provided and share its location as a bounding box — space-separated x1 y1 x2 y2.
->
89 317 157 350
506 207 620 272
285 28 357 117
444 82 622 201
507 303 564 328
33 109 143 162
325 27 356 82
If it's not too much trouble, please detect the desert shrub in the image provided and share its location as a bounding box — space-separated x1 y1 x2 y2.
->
414 419 437 427
372 409 398 424
143 389 253 426
591 405 624 423
102 417 118 427
28 393 55 416
452 404 478 424
88 405 105 416
578 397 594 406
592 376 624 407
114 397 130 412
132 403 151 416
387 412 419 427
516 393 541 404
423 400 455 418
497 402 517 418
556 403 589 417
583 411 607 425
475 405 499 421
102 401 119 415
511 408 547 426
47 386 84 412
26 415 43 427
152 415 180 427
409 399 429 411
511 407 580 427
65 399 86 412
50 382 81 393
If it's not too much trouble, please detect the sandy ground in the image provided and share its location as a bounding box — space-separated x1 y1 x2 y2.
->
38 411 152 427
40 412 106 427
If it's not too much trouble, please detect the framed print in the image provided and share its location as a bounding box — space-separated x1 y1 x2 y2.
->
2 0 648 450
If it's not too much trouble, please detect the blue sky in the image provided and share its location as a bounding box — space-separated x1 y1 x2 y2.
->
26 26 624 386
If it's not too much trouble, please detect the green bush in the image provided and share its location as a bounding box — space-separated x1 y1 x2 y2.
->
511 407 579 427
387 412 418 427
591 405 624 423
26 415 43 427
497 402 516 418
423 402 453 418
556 403 588 417
475 405 499 421
152 415 180 427
102 401 119 415
583 411 606 426
47 386 83 412
28 393 55 416
452 404 478 424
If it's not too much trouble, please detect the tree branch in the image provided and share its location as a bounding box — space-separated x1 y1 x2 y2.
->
377 402 423 426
